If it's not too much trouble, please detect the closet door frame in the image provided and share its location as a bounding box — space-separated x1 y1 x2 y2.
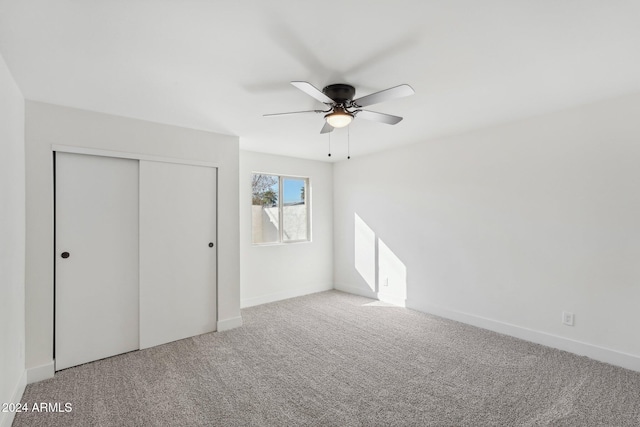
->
53 145 220 168
53 145 220 362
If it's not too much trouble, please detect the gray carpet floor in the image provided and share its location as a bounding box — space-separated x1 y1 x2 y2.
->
14 290 640 426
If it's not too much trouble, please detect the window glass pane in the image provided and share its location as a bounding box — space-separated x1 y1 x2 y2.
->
282 178 308 242
251 174 279 244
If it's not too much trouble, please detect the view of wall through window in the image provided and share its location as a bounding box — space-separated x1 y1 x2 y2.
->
251 173 309 244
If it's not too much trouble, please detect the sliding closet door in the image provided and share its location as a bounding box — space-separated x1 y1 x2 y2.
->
55 153 139 371
139 161 217 349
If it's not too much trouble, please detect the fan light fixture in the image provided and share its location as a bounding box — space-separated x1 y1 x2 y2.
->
325 108 353 128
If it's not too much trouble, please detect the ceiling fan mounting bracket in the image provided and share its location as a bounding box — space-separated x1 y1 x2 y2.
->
322 84 356 104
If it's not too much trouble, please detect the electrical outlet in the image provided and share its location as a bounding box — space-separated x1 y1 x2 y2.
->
562 311 574 326
383 277 389 287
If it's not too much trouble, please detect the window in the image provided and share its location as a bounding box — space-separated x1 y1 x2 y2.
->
251 173 309 244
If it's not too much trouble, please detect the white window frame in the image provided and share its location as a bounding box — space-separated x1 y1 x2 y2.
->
251 173 311 245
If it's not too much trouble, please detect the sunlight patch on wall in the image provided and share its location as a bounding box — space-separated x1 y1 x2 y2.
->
354 213 376 291
378 238 407 307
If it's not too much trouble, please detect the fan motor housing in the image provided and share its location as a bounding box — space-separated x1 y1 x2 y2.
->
322 84 355 103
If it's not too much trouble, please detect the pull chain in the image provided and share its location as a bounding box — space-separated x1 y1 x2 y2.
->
347 126 351 160
328 131 332 157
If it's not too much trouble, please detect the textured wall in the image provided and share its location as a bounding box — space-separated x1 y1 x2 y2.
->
240 151 333 307
334 93 640 370
0 52 26 427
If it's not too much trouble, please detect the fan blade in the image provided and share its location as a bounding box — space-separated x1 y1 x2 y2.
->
291 81 334 104
263 110 323 117
320 122 334 134
356 110 403 125
352 84 414 107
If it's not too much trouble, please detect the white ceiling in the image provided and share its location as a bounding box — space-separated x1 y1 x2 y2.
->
1 1 639 161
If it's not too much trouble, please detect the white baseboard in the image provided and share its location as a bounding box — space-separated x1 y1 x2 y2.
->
376 293 406 307
335 283 407 307
334 283 377 299
241 283 333 308
217 316 243 332
422 303 640 373
26 361 55 384
336 284 640 372
0 369 27 427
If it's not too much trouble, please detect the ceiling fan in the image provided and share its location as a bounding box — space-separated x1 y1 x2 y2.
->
264 81 415 134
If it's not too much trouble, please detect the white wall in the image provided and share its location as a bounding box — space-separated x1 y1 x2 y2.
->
240 151 333 307
0 54 26 427
334 93 640 371
25 102 241 379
